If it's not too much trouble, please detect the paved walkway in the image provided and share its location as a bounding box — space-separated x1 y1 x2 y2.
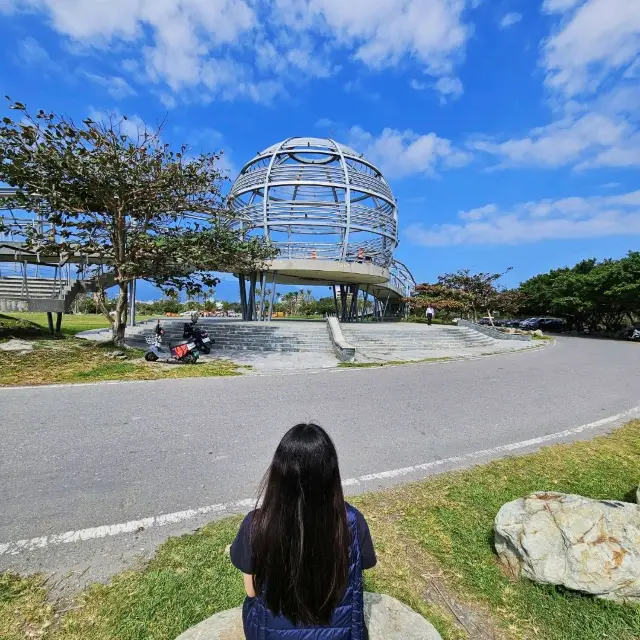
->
0 337 638 589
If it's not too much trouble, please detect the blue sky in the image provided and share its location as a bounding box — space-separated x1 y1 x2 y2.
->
1 0 639 301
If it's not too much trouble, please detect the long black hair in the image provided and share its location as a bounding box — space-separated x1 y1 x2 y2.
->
250 423 349 626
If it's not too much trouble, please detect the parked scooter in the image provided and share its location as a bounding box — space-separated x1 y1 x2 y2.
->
182 317 212 354
623 327 640 341
144 321 200 364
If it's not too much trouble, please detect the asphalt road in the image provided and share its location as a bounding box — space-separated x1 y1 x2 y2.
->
1 336 638 587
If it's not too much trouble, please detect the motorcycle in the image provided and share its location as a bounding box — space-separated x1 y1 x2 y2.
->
144 322 200 364
183 320 212 354
622 327 640 341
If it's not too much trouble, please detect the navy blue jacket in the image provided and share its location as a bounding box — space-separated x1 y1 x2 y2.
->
241 504 365 640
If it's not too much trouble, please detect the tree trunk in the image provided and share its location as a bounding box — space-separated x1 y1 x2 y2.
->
95 286 116 334
112 281 129 346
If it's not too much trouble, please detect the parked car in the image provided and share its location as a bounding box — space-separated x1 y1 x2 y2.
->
519 318 540 329
539 318 566 332
478 317 493 325
520 317 565 332
502 319 522 328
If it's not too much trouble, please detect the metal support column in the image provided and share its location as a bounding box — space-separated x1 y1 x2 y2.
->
238 275 247 320
268 272 277 321
248 272 257 321
258 271 267 321
128 279 137 327
382 291 391 319
349 285 359 322
46 312 54 335
332 285 339 317
55 312 63 335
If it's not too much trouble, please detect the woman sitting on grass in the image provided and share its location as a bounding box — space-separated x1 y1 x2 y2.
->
230 423 377 639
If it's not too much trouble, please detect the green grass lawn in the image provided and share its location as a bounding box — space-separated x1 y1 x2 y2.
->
1 312 153 337
1 313 246 385
0 339 244 386
361 421 640 640
2 422 639 640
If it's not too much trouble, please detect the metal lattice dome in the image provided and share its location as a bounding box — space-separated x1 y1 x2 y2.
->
228 137 398 269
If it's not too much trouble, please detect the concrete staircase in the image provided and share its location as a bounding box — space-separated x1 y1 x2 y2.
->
341 323 500 352
129 319 335 354
0 276 84 313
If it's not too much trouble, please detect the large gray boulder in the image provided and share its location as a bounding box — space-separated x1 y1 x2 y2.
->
175 592 442 639
495 492 640 602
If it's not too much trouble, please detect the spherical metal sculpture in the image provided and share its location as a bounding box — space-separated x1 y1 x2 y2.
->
228 137 398 270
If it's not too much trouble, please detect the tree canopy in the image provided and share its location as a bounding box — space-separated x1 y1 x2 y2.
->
518 252 640 331
410 253 640 332
0 100 273 343
407 268 517 321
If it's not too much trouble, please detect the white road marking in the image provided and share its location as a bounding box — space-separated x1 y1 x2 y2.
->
0 499 256 556
1 405 638 557
346 406 640 484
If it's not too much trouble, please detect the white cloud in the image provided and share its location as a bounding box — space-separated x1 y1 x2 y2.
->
406 190 640 246
348 125 471 178
499 12 522 29
15 36 55 67
410 75 464 102
434 76 464 102
458 204 497 220
470 83 640 170
541 0 640 98
273 0 470 75
600 182 620 188
314 118 335 128
470 110 634 169
159 93 177 109
1 0 472 104
542 0 583 13
82 72 136 99
1 0 273 103
472 0 640 174
344 78 381 102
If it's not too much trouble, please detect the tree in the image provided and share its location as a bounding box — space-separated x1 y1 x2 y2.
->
518 252 640 332
407 269 512 322
406 283 462 315
184 300 203 311
0 100 273 344
493 288 524 319
436 268 512 322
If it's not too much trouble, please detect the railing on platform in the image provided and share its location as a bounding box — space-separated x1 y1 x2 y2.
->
388 259 416 296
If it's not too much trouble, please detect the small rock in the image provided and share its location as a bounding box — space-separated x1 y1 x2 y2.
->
532 329 543 337
0 339 34 353
107 350 126 359
174 592 442 639
495 492 640 602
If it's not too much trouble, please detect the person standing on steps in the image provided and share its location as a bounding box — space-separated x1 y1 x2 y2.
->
426 304 435 326
230 423 377 640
